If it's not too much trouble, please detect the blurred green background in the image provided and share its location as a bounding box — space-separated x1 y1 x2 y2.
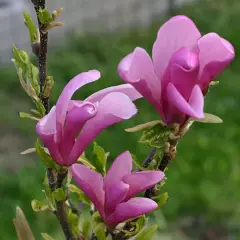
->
0 0 240 239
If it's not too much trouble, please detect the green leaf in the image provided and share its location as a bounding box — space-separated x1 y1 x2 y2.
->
79 206 92 239
35 139 57 168
139 123 171 148
93 212 106 240
52 188 65 201
92 142 108 175
95 227 106 240
13 207 35 240
106 235 112 240
67 209 80 238
131 154 147 171
77 155 96 170
23 11 38 43
20 148 36 155
41 233 55 240
153 192 169 209
132 225 158 240
31 200 49 212
194 113 223 124
12 46 39 100
19 112 39 121
125 120 163 132
38 8 52 24
68 184 90 205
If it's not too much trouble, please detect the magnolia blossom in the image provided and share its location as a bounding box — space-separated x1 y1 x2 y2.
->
118 15 235 124
36 70 142 166
72 151 164 226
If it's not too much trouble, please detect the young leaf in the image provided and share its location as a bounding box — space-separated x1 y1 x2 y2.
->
194 113 223 124
38 8 52 24
31 200 49 212
52 188 65 201
35 139 57 168
131 225 158 240
92 142 108 175
153 192 169 209
43 174 56 210
77 155 96 170
13 207 35 240
19 112 39 121
68 184 90 205
23 11 38 43
41 233 55 240
125 120 164 133
67 209 80 238
20 148 36 155
139 123 171 148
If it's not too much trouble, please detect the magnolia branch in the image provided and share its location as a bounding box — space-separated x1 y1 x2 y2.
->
31 1 76 239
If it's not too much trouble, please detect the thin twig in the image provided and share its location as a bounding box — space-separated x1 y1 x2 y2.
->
142 148 157 168
32 1 76 239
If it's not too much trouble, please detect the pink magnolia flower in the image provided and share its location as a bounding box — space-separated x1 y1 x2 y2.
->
72 151 164 226
36 70 142 166
118 16 235 124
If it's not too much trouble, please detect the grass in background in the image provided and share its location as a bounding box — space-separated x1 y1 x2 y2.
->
0 0 240 238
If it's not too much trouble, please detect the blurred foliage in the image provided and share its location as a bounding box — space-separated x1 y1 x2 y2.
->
0 0 240 238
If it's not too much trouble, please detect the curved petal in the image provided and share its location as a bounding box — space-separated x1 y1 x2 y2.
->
104 151 132 188
55 70 100 139
72 164 105 218
118 47 162 113
104 181 129 216
36 106 64 165
68 93 137 164
106 197 158 226
167 83 204 119
59 101 97 163
122 171 165 199
86 84 142 103
161 47 199 99
198 33 235 89
153 15 201 78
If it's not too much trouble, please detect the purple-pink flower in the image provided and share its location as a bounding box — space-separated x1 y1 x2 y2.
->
36 70 142 166
118 15 235 124
72 151 164 226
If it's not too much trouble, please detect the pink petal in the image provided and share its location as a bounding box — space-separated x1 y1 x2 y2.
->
104 181 129 216
104 151 132 189
68 93 137 164
167 83 204 119
59 101 97 164
36 106 64 165
118 47 162 114
122 171 165 199
153 15 201 78
55 70 100 140
162 47 199 99
106 197 158 226
86 84 142 103
198 33 235 89
72 164 105 218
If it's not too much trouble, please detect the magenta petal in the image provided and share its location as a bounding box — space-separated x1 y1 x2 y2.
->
198 33 235 89
122 171 165 199
36 106 64 165
104 151 132 189
86 84 142 103
153 15 201 78
68 93 137 164
104 181 129 216
55 70 100 137
59 101 98 163
118 47 161 112
72 164 105 218
167 83 204 119
162 48 199 99
106 197 158 226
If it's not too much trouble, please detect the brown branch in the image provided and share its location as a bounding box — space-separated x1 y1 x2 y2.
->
32 1 77 239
